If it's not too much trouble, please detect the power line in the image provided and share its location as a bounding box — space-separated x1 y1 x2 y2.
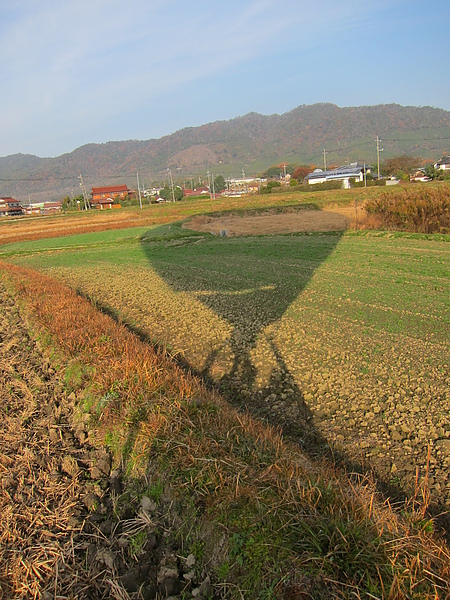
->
0 172 149 183
383 135 450 142
325 139 377 155
0 175 76 182
317 135 450 156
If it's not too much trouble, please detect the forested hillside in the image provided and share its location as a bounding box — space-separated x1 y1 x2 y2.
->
1 103 449 201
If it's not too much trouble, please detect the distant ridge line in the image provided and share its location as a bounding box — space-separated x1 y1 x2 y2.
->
1 103 449 202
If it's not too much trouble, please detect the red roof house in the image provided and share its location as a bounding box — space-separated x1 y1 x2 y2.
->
0 197 23 216
91 185 130 205
183 187 210 197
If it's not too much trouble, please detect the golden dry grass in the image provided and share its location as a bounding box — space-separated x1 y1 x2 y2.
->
0 282 104 598
364 184 450 233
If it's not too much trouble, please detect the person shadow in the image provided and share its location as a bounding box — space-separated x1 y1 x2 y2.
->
140 216 344 458
138 216 450 540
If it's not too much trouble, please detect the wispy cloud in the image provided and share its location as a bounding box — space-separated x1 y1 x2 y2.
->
0 0 447 156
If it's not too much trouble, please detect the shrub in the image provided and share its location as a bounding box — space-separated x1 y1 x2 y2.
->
352 179 386 188
364 184 450 233
260 180 282 194
303 180 343 192
292 165 314 181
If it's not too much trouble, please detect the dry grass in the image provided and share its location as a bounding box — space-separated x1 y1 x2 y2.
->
186 209 350 236
0 283 108 599
1 261 450 598
364 183 450 233
0 208 169 246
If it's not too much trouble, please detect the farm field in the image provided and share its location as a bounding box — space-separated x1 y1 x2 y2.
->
3 260 450 599
0 182 399 246
4 213 449 511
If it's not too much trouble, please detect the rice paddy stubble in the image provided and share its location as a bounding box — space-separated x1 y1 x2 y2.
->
6 226 450 508
2 262 450 598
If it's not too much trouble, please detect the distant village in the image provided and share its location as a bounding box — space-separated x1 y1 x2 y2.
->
1 156 449 217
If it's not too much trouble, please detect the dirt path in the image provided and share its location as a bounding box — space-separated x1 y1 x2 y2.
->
186 209 351 236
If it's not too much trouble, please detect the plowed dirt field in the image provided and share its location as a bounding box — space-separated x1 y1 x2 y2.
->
186 209 351 236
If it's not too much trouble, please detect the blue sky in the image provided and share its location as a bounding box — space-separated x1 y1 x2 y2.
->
1 0 449 158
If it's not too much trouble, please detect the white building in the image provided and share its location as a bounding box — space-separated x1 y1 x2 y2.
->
434 156 450 171
304 163 370 187
222 177 266 196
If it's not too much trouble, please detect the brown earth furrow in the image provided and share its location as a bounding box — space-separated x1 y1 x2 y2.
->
0 280 110 598
0 275 224 599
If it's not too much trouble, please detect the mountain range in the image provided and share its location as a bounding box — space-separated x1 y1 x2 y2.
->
1 103 450 202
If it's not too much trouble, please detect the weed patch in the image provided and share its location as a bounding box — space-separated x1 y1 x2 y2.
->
365 182 450 233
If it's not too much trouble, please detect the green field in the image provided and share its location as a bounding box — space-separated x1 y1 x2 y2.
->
4 219 450 501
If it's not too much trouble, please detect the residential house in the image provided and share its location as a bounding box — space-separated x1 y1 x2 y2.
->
410 169 430 183
23 204 42 215
94 198 122 210
43 201 62 213
0 197 23 216
434 156 450 171
91 184 129 208
143 187 162 198
23 200 62 215
183 187 210 197
223 178 265 196
304 163 370 187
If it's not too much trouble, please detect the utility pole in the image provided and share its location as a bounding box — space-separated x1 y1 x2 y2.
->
78 174 89 210
375 136 383 180
211 174 216 200
323 149 328 171
167 168 175 202
136 172 142 209
206 170 211 198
